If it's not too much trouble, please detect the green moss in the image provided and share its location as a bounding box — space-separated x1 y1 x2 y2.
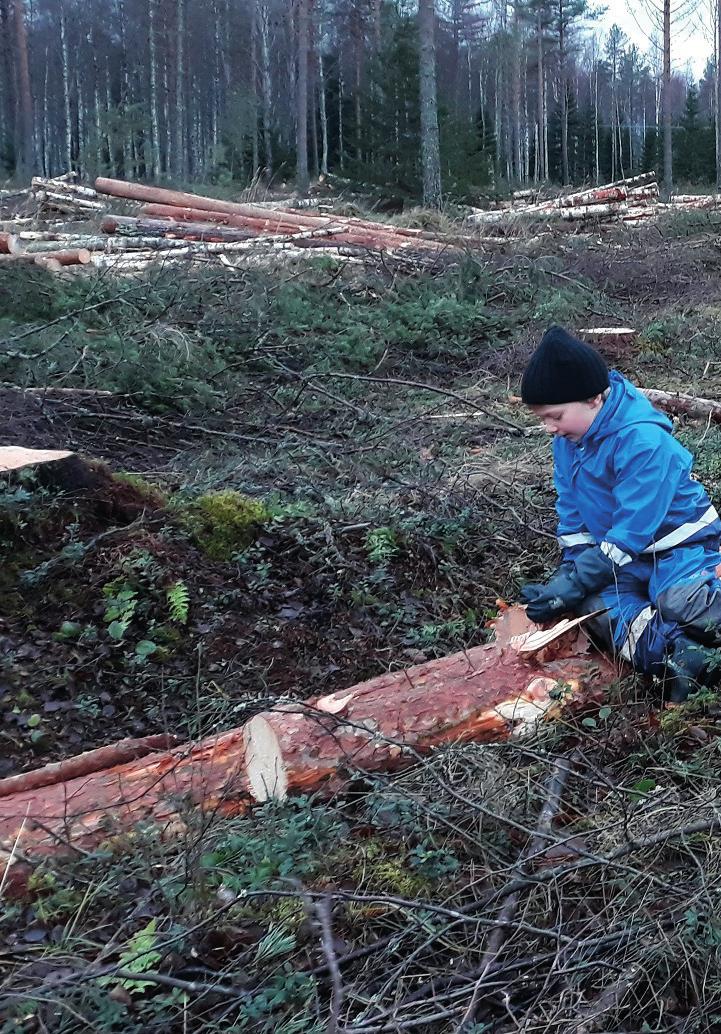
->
113 472 168 508
179 490 268 560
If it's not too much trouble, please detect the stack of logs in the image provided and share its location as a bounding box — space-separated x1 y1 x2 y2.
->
467 173 661 228
0 175 453 275
6 171 721 274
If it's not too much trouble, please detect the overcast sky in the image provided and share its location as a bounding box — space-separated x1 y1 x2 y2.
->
598 0 714 79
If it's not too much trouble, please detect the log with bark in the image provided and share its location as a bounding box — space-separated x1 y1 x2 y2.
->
31 177 100 201
641 387 721 424
101 214 257 243
509 384 721 427
96 177 443 245
137 202 425 250
0 608 615 882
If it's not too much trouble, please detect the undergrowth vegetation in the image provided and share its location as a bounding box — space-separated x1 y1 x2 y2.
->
4 215 721 1030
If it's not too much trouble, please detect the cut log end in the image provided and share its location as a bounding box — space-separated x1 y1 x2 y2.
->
243 717 289 802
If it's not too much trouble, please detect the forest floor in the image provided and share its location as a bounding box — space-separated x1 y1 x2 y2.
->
3 206 721 1032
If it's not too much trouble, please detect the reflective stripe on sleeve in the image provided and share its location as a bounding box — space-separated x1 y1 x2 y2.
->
558 532 596 548
642 505 720 554
619 605 656 662
600 540 633 567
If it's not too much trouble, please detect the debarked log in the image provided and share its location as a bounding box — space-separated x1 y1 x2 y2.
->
0 610 615 881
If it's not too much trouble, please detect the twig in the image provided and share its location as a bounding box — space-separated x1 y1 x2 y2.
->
308 372 527 432
457 750 577 1031
315 895 344 1034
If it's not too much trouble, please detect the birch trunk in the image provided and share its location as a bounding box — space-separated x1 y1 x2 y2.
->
60 4 73 172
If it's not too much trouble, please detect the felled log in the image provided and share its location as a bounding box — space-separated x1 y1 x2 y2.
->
560 202 627 221
34 190 105 214
558 186 627 208
0 608 614 879
36 248 92 266
97 177 434 243
31 177 99 201
139 202 413 247
641 387 721 424
669 194 721 206
607 172 657 189
621 206 660 221
242 621 611 803
101 214 257 243
0 231 16 254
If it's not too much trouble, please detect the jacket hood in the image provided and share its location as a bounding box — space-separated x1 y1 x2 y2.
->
580 371 672 446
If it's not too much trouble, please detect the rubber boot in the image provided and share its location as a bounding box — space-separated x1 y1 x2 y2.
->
665 636 721 703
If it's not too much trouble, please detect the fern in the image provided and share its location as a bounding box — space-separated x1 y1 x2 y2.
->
99 918 163 995
166 580 190 624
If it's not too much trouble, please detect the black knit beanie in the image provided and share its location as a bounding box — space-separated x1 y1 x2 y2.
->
521 325 609 405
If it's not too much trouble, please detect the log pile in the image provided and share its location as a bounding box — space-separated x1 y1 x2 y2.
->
30 175 105 217
467 173 661 229
0 175 462 275
468 172 721 231
0 607 615 886
7 169 721 276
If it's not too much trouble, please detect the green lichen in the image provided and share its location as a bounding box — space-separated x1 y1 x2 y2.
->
179 490 268 560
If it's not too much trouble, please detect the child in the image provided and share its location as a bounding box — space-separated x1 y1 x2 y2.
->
520 325 721 702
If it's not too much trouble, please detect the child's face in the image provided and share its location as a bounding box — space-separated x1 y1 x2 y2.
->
528 396 603 442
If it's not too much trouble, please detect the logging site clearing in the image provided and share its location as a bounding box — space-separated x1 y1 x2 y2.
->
5 176 721 1032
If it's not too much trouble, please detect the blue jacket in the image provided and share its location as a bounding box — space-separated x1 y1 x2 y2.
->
555 371 720 567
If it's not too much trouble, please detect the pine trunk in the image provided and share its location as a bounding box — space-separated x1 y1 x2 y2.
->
296 0 310 190
175 0 186 181
12 0 34 176
418 0 442 207
0 614 614 883
662 0 672 196
149 0 162 178
258 0 274 177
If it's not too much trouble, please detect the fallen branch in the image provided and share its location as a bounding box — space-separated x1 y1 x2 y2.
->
456 751 577 1030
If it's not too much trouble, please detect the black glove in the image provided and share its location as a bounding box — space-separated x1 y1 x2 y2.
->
521 570 586 623
519 562 575 605
520 548 616 624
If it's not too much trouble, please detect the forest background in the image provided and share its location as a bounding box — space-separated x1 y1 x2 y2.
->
3 0 721 203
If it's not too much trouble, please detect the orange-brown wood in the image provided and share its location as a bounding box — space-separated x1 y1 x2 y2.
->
0 610 615 883
0 735 180 799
